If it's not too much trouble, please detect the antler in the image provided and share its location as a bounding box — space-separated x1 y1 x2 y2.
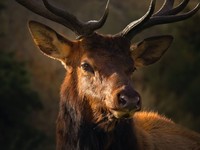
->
116 0 200 40
16 0 110 37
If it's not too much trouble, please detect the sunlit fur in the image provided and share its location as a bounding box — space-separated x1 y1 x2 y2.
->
28 22 200 150
134 112 200 149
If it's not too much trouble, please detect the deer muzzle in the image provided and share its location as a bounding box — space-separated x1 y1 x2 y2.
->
109 85 141 119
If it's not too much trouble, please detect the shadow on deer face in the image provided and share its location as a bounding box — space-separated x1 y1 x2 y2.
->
28 21 173 122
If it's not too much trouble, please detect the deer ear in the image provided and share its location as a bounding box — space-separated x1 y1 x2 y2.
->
28 21 73 60
131 35 173 67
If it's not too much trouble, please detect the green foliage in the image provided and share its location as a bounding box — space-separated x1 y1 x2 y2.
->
0 51 45 150
144 14 200 131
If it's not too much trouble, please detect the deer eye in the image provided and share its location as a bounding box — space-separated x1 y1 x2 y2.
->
81 62 94 74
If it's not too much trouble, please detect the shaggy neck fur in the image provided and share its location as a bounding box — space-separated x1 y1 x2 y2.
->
56 72 139 150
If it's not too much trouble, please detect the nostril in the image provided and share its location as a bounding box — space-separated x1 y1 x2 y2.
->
118 94 127 106
117 91 141 111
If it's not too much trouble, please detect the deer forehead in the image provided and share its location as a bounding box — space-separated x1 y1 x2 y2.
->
77 34 134 68
80 34 131 51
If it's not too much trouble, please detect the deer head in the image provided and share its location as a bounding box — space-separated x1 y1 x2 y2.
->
16 0 199 129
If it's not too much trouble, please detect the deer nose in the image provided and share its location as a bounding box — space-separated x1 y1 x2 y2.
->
117 90 141 112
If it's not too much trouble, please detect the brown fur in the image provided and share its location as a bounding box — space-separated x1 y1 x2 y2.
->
134 112 200 150
26 21 200 150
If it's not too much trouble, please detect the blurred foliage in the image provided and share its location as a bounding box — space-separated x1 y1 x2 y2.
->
144 14 200 131
1 1 47 149
0 51 45 150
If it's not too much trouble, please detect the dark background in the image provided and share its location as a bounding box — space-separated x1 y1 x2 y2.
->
0 0 200 149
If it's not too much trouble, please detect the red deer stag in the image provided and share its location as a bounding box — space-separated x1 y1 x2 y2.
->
16 0 200 149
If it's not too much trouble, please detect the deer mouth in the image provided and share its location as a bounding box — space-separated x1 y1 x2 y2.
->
110 109 135 119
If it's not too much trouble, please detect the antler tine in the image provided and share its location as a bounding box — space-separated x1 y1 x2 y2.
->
116 0 200 41
75 0 109 39
87 0 110 32
156 0 174 15
42 0 109 36
42 0 83 35
143 3 200 28
116 0 156 39
16 0 68 26
155 0 190 16
16 0 110 37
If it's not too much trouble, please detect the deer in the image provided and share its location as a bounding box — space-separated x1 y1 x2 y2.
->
16 0 200 149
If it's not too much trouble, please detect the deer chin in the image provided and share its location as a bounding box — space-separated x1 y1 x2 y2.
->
110 109 135 119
